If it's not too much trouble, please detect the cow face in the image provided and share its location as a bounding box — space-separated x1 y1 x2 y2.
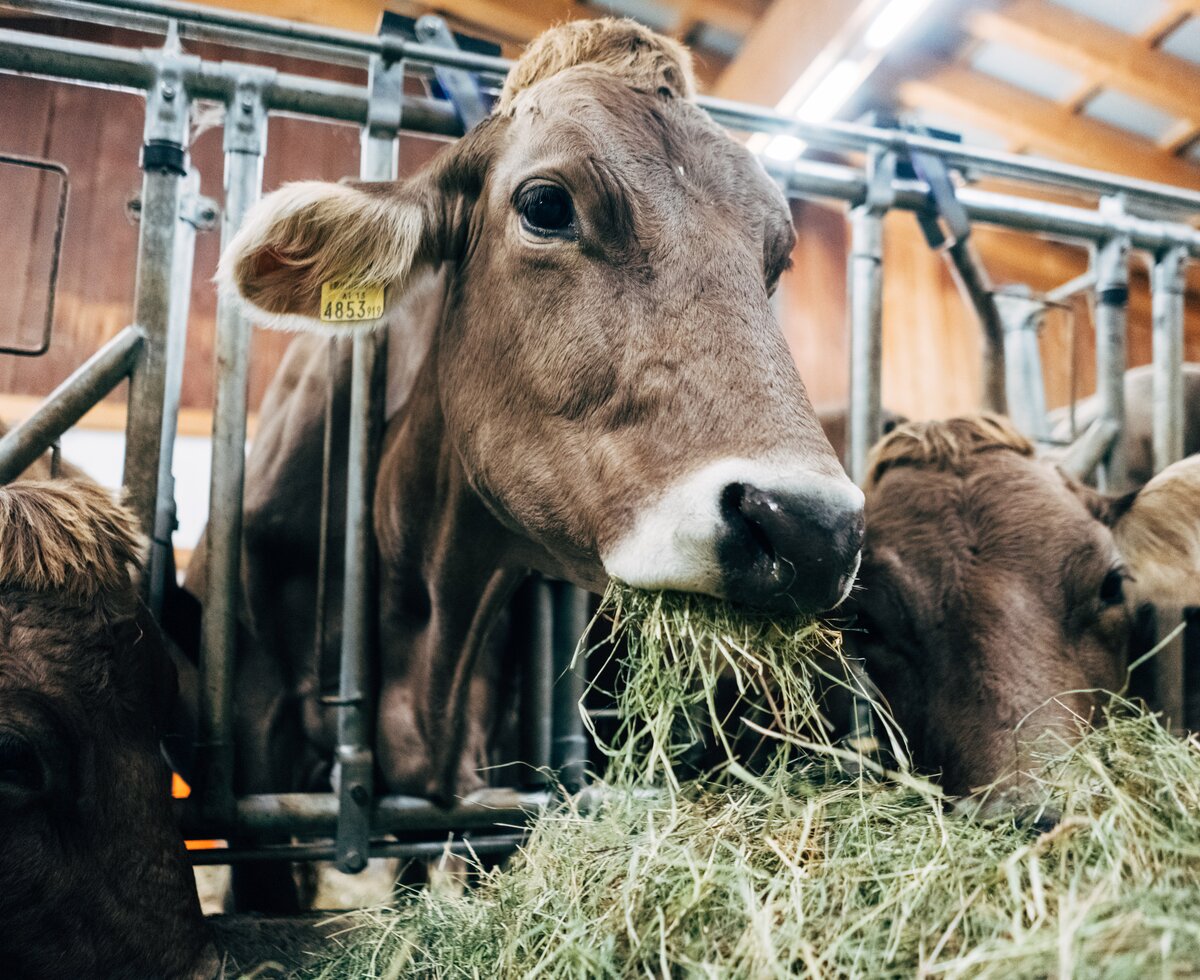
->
0 482 217 980
842 416 1200 811
220 20 862 615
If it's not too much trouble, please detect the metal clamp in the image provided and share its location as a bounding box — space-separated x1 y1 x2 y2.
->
141 31 198 174
365 51 404 141
415 15 490 131
223 68 272 156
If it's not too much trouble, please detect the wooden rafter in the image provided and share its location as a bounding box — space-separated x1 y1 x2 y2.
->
712 0 872 104
898 65 1200 190
965 0 1200 150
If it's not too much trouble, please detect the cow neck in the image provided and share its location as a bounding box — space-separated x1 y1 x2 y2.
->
373 355 528 800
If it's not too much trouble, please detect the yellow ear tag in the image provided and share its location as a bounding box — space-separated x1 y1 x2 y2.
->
319 280 386 322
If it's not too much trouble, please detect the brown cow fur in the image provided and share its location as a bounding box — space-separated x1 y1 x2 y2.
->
0 481 219 979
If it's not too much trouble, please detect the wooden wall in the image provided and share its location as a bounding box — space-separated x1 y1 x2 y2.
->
2 19 1199 429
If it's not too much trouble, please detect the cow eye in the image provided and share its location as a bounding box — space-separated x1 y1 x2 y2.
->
1099 568 1126 606
0 731 44 795
518 184 575 238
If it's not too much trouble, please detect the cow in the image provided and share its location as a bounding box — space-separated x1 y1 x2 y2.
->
837 414 1200 815
0 479 220 980
202 13 862 835
1047 362 1200 487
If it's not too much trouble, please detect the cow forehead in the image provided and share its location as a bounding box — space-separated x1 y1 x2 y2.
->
501 68 783 213
864 454 1112 586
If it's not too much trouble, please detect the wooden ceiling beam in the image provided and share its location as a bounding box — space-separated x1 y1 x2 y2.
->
712 0 873 105
898 65 1200 189
965 0 1200 134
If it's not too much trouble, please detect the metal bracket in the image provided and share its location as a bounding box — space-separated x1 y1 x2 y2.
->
179 187 219 230
861 146 896 217
141 41 199 174
415 15 490 131
222 68 272 156
365 52 405 141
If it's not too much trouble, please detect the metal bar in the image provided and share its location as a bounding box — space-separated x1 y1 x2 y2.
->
1151 247 1188 474
178 788 552 837
0 154 69 358
944 238 1007 414
550 581 590 793
188 833 527 865
198 77 267 825
7 11 1200 213
121 53 191 542
0 325 142 483
996 292 1051 440
332 54 400 876
516 577 554 785
1092 225 1131 492
414 14 490 131
1149 246 1188 736
846 205 885 485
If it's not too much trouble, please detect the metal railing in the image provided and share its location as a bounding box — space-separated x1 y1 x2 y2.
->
0 0 1194 866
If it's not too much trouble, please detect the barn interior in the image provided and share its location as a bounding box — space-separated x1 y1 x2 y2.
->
1 0 1200 973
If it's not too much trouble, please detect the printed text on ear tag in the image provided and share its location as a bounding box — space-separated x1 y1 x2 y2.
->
320 281 386 322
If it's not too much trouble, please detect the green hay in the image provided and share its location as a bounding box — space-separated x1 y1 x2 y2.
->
301 586 1200 980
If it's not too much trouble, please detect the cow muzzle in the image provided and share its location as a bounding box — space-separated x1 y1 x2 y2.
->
602 459 864 614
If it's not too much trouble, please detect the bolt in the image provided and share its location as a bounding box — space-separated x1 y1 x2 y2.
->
240 96 254 113
350 783 369 806
341 848 366 873
160 83 176 101
200 207 217 222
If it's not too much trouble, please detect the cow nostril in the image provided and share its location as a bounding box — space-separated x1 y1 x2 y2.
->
721 482 777 564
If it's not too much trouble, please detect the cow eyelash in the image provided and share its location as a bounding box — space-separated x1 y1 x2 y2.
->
515 182 577 240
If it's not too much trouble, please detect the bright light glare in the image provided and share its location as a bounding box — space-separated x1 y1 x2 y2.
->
762 134 807 162
795 59 862 121
863 0 935 50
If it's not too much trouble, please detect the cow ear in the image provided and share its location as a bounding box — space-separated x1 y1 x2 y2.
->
1111 455 1200 607
217 125 494 334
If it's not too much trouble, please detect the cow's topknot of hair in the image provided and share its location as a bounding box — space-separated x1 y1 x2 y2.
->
865 414 1035 490
497 18 696 111
0 480 145 603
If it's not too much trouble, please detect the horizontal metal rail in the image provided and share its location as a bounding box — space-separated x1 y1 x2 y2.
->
5 0 1200 214
188 832 527 865
0 325 142 482
178 788 553 837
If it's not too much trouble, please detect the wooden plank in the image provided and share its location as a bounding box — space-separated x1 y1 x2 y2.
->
966 1 1200 136
0 394 259 439
201 0 386 32
712 0 871 105
898 65 1200 190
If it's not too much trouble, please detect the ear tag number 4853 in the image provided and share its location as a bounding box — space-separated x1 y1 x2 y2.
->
320 281 386 322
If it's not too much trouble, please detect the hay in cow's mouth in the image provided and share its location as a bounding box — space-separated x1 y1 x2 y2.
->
302 590 1200 979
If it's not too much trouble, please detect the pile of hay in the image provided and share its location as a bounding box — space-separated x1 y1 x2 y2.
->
303 586 1200 979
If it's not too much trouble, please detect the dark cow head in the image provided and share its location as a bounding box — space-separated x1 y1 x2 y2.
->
219 19 863 614
0 482 217 979
842 416 1200 811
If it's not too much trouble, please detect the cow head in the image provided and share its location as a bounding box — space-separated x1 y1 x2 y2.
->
842 416 1200 811
219 19 863 614
0 482 217 979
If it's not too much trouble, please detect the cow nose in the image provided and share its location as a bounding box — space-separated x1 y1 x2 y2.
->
719 477 864 613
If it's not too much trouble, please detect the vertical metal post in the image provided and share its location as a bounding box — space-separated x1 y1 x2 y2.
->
1151 247 1187 475
122 47 193 547
516 576 554 785
334 54 401 875
1150 245 1188 734
846 207 885 485
846 149 893 486
996 291 1050 440
1092 215 1130 493
550 581 590 793
199 74 268 823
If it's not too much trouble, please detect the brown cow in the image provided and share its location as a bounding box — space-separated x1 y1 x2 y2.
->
206 18 863 827
840 415 1200 813
0 480 220 979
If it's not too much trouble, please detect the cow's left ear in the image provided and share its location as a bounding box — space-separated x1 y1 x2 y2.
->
1110 455 1200 607
217 121 495 333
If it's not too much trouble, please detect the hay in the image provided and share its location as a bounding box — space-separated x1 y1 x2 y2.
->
302 586 1200 979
